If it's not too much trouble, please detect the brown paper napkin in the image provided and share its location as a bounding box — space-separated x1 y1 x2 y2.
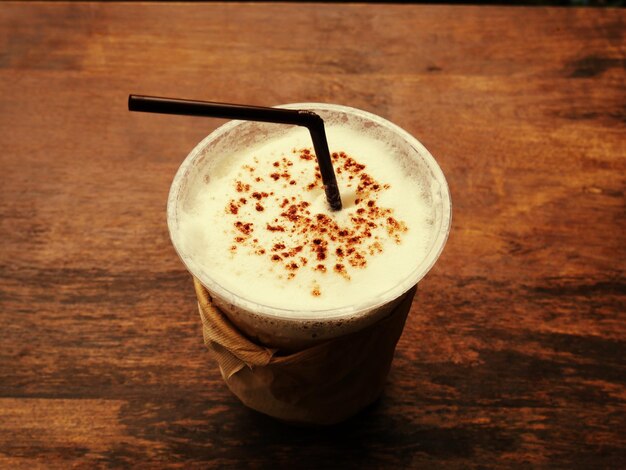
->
194 277 416 425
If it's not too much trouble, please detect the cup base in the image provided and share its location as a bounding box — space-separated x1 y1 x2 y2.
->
195 278 416 425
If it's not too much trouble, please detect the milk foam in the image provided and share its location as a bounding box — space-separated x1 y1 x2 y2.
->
178 125 436 312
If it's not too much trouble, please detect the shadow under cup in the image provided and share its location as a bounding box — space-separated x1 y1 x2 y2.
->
167 103 451 424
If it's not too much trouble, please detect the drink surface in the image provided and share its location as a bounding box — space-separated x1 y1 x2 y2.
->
178 125 436 313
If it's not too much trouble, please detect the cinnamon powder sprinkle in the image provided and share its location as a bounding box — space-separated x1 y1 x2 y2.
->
227 202 238 215
334 263 349 279
234 221 253 235
222 147 408 295
299 149 314 160
266 223 285 232
235 181 250 192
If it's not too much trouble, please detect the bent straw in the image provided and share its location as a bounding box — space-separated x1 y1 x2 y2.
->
128 95 342 211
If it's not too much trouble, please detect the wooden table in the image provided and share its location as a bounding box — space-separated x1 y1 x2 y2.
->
1 2 624 468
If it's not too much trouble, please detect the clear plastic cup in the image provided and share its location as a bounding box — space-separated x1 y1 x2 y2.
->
167 103 451 351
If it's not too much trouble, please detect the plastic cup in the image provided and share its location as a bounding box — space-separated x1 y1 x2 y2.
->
167 103 451 423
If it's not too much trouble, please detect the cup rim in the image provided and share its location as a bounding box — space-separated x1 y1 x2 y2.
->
167 103 452 323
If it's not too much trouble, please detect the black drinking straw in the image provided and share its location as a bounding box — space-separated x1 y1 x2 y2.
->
128 95 342 211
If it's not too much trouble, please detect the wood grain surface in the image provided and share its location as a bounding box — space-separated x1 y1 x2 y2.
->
1 2 625 468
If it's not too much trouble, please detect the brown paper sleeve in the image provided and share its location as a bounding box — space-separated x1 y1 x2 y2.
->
194 277 416 425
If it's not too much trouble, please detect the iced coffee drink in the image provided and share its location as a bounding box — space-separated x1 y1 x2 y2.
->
167 103 451 423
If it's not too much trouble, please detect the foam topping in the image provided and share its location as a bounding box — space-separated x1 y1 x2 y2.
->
178 125 435 312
